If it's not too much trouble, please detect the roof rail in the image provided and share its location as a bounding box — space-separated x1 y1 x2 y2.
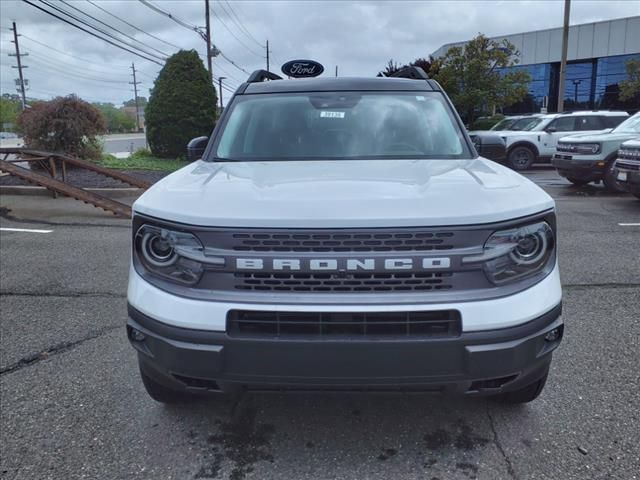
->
388 66 429 80
246 70 282 83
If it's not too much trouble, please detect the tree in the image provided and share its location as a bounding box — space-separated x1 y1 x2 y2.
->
93 102 136 132
0 96 20 129
124 97 148 108
379 56 440 78
431 34 531 123
145 50 217 158
619 58 640 102
379 59 403 77
16 95 106 160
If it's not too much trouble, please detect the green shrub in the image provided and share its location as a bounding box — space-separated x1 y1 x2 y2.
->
469 114 505 131
145 50 217 158
130 147 153 159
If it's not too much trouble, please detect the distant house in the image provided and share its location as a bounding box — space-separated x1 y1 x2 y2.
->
122 106 145 131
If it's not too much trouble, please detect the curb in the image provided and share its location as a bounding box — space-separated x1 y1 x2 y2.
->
1 185 143 199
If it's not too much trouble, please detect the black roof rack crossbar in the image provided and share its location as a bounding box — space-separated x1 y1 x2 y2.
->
246 70 282 83
388 66 429 80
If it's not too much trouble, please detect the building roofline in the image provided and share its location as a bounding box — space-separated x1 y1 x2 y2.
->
434 15 640 53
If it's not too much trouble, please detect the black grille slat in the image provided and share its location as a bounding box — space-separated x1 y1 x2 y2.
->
232 272 453 292
230 231 456 252
227 309 462 339
616 159 640 171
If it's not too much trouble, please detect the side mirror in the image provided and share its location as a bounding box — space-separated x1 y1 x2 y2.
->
473 134 506 161
186 136 209 162
545 126 557 133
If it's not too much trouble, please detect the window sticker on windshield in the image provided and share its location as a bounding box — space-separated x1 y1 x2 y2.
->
416 96 426 101
320 111 345 118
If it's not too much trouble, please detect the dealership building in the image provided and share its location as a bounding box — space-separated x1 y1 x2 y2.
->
433 16 640 114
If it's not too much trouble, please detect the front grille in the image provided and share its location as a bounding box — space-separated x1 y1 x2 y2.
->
230 231 456 252
616 159 640 171
227 309 462 338
233 272 454 292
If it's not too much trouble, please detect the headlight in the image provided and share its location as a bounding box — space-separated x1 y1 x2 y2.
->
463 221 555 285
134 224 205 285
575 143 600 154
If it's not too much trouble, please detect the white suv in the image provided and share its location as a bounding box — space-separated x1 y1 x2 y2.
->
127 67 563 405
499 111 628 170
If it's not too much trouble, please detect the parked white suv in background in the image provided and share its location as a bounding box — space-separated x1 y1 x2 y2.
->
500 111 628 170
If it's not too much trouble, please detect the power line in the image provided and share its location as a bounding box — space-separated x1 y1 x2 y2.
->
44 0 168 61
85 0 182 51
21 0 164 65
221 0 263 48
212 7 263 58
137 0 200 33
26 52 130 84
20 34 130 69
218 51 250 75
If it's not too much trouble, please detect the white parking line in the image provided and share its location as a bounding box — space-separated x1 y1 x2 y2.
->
0 227 53 233
618 223 640 226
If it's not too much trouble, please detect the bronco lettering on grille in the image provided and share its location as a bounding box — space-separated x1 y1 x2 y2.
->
236 257 451 271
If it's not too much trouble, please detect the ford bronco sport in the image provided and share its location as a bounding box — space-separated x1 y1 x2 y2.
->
552 112 640 190
127 65 563 405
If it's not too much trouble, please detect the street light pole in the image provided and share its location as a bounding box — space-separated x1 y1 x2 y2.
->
557 0 571 112
218 77 226 110
572 79 581 105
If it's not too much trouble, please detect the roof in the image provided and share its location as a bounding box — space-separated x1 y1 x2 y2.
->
242 77 437 94
432 15 639 65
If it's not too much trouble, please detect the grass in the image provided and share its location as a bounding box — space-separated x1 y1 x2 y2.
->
100 153 189 172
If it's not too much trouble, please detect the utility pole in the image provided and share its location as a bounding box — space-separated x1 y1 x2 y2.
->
205 0 213 84
265 39 270 72
130 62 142 132
335 66 338 77
557 0 571 112
9 22 28 110
218 77 226 110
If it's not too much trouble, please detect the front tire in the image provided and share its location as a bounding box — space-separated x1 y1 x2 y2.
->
603 163 624 192
140 369 195 404
493 372 548 404
508 146 536 170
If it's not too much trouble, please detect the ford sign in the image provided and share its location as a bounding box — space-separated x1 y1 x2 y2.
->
281 60 324 78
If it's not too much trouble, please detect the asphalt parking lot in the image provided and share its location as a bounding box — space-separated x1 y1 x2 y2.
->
1 169 639 480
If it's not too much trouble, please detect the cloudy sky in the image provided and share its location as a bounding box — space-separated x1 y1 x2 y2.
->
1 0 638 106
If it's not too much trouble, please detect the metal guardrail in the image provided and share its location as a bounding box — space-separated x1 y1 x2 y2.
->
0 147 151 218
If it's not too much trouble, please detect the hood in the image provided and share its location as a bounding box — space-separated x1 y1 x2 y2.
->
558 131 636 143
133 158 554 228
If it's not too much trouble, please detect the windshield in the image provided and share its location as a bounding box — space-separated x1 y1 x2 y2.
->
490 118 517 131
613 114 640 134
511 117 543 131
213 91 472 161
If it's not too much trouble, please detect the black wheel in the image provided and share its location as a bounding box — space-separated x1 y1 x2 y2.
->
603 163 624 192
493 372 548 404
566 177 590 186
508 146 536 170
140 370 195 404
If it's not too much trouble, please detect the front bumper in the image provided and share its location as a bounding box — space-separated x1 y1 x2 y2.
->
552 154 606 182
612 164 640 195
128 302 563 395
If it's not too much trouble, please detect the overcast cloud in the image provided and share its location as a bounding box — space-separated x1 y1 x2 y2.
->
1 0 638 106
